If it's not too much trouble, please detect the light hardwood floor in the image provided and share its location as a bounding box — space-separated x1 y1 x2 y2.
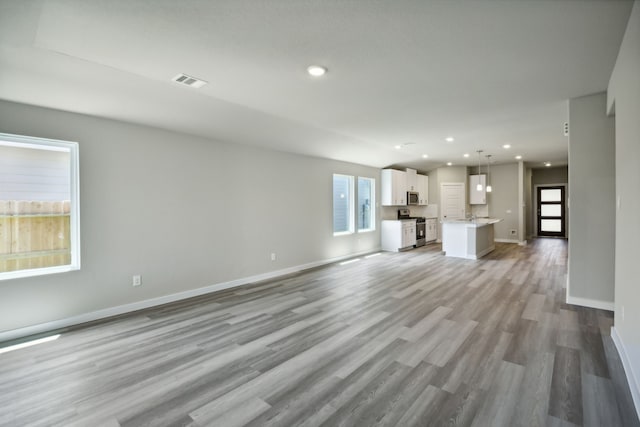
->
1 239 638 426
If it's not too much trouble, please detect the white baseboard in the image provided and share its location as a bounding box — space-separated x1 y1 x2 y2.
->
0 248 380 343
494 238 519 244
518 240 527 246
611 327 640 420
566 295 615 311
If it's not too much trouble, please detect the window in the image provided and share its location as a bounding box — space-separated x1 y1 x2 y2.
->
357 177 375 232
333 174 354 235
333 174 376 236
0 133 80 280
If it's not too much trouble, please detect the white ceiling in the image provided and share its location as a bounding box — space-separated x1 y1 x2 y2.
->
0 0 633 170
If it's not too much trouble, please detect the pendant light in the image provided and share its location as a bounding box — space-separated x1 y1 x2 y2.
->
476 150 483 191
485 154 492 193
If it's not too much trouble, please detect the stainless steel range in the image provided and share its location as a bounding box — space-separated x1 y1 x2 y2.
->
398 208 426 247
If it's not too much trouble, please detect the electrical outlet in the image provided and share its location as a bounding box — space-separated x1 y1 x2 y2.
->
270 253 276 261
132 275 142 287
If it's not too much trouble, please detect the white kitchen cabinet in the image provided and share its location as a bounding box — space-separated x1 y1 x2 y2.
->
469 174 487 205
381 220 416 252
417 174 429 205
425 218 437 242
381 169 407 206
442 218 501 259
403 221 417 248
406 168 418 192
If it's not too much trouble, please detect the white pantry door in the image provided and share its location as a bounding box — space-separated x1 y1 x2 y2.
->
440 182 466 220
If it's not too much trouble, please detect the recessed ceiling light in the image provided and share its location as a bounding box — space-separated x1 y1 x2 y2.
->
463 153 469 158
503 144 511 149
445 137 455 142
447 162 453 166
307 65 327 77
422 154 429 158
545 162 552 167
515 155 522 160
394 145 402 149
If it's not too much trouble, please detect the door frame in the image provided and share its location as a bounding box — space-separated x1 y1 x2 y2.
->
533 183 568 238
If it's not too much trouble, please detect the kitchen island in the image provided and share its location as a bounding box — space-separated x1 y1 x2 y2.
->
442 218 502 259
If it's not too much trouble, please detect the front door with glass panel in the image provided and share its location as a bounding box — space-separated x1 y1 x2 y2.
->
537 186 565 237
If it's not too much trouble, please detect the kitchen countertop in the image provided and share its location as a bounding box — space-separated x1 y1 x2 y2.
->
442 218 502 228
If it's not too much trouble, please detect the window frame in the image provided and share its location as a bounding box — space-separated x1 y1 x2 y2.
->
357 176 376 233
332 173 355 236
0 132 81 281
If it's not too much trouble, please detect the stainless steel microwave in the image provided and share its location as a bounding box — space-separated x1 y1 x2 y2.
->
407 191 419 205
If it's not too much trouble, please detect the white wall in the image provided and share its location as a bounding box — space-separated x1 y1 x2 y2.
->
0 100 381 335
567 92 615 308
468 163 522 242
531 165 568 185
437 166 468 188
608 0 640 413
486 163 519 241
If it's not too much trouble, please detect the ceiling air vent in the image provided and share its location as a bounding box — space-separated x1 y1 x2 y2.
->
172 73 207 88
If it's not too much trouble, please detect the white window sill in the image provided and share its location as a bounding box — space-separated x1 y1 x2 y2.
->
333 231 355 237
357 228 376 233
0 264 79 281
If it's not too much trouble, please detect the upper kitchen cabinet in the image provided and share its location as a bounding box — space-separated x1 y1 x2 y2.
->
469 174 487 205
406 168 418 192
417 174 429 205
381 169 407 206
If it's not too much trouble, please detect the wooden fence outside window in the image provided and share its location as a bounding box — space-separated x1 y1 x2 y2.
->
0 200 71 273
